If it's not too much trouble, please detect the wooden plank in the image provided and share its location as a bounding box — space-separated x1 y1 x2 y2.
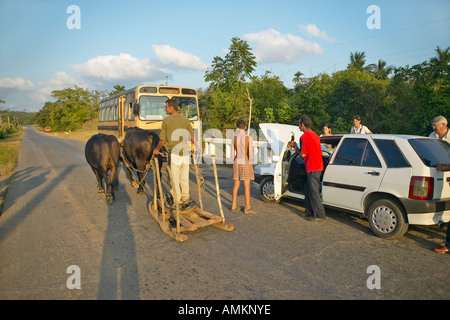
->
212 222 234 232
197 209 223 223
167 209 198 231
183 212 214 227
148 204 188 242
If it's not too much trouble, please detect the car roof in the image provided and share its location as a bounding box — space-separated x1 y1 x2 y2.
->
322 134 432 140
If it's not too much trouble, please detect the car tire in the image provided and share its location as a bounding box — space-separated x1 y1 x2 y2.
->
259 176 280 204
367 199 408 240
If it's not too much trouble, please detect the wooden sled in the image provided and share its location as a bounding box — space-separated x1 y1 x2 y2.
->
148 153 234 242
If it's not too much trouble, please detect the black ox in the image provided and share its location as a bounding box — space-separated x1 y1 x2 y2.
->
122 127 163 195
85 133 120 203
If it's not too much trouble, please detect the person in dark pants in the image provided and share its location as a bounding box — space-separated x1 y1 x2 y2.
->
289 115 326 221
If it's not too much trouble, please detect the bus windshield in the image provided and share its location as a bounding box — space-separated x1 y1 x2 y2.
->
139 96 198 121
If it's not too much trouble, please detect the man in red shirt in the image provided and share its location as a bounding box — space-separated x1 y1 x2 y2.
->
290 115 326 221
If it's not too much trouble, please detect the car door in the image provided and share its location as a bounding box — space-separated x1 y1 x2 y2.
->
322 136 387 212
274 132 295 201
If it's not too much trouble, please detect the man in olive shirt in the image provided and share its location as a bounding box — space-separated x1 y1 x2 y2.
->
153 98 195 210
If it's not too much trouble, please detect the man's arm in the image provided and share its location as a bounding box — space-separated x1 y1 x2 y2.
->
153 139 166 155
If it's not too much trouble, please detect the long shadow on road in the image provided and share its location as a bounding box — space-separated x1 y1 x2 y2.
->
0 165 73 243
97 168 140 299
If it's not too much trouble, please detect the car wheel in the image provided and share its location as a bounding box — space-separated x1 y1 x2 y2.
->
259 176 280 204
367 199 408 240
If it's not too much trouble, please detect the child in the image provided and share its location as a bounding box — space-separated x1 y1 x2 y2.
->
231 119 257 214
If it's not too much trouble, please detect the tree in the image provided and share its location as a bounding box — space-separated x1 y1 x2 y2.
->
430 46 450 66
34 86 107 131
204 37 257 91
293 71 304 85
202 37 258 131
248 72 291 126
109 85 126 96
366 59 394 80
348 51 367 71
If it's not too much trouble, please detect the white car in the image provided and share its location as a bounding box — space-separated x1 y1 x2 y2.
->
254 124 450 239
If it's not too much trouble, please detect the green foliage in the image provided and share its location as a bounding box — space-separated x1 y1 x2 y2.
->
34 86 107 132
248 72 291 127
0 110 30 139
204 37 257 92
109 85 126 96
201 44 449 137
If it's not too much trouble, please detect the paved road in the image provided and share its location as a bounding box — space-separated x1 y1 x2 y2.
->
0 126 449 301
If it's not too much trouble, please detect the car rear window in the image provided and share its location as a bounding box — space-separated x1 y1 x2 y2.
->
374 139 410 168
409 138 450 167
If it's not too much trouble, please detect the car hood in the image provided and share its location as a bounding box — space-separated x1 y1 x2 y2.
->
259 123 303 156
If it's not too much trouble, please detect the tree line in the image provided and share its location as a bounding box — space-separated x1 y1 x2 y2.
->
0 110 35 138
201 38 449 136
33 85 127 132
33 38 448 137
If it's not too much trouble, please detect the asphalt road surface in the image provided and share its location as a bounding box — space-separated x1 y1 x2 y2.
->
0 126 449 301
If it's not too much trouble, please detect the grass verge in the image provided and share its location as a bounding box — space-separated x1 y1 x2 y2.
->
0 129 24 214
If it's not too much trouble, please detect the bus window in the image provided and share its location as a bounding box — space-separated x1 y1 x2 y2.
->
114 99 118 120
128 101 133 120
174 97 197 120
139 96 167 120
129 92 135 120
124 96 129 121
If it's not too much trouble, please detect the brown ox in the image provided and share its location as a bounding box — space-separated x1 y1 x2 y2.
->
122 127 163 195
85 133 120 203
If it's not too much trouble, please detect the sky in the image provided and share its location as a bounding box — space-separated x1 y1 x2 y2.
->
0 0 449 112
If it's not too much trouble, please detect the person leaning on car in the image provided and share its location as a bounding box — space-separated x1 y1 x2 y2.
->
431 116 450 253
429 115 450 143
288 115 326 222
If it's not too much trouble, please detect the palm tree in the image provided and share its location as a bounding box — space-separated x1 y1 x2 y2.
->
429 46 449 81
366 59 394 80
293 71 304 85
348 51 366 71
109 85 126 96
430 46 450 66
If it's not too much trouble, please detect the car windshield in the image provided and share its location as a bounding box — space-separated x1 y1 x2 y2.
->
409 138 450 167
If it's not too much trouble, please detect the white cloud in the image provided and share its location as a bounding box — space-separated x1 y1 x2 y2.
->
70 53 168 82
152 45 208 71
243 29 323 63
0 77 35 91
31 71 83 104
299 24 335 42
3 47 207 111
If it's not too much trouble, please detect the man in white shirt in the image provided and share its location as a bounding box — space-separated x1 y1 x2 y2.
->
429 115 450 143
350 115 372 134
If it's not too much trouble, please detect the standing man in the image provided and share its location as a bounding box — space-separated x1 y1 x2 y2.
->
153 98 195 211
350 115 372 134
429 116 450 143
289 115 326 221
